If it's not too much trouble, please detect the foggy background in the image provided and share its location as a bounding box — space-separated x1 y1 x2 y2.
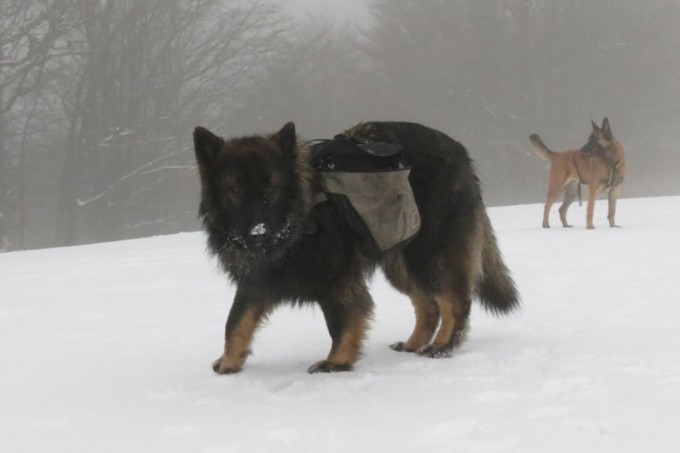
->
1 0 679 251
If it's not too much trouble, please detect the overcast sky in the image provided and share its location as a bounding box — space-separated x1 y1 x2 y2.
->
285 0 368 21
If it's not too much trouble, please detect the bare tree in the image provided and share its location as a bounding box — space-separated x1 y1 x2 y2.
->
0 0 74 250
54 0 288 246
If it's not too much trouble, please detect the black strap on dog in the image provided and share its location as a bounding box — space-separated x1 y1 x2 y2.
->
307 136 404 173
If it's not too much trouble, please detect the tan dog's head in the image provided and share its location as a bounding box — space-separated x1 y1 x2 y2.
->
581 118 613 156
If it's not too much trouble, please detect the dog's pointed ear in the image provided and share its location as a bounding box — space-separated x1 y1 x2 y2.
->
276 122 297 157
193 127 223 167
591 119 599 131
601 117 612 139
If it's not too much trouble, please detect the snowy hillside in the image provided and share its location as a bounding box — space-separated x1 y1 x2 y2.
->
1 197 679 453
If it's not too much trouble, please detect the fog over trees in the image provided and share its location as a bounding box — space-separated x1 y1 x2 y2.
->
2 0 679 250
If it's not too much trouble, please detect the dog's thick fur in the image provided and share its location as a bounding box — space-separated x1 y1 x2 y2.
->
530 118 626 229
193 121 519 374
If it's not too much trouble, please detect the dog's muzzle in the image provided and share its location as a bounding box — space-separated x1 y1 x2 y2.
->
246 223 270 248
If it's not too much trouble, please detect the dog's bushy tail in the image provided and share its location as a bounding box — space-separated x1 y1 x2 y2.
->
529 134 557 161
476 212 520 315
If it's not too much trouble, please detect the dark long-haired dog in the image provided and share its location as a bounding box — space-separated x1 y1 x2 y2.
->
193 121 519 374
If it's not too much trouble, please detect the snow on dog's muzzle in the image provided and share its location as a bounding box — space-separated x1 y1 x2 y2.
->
247 223 269 247
249 223 268 237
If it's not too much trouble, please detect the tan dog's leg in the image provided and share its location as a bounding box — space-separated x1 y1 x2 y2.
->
558 181 578 227
608 186 621 228
586 184 598 229
543 169 564 228
542 200 554 228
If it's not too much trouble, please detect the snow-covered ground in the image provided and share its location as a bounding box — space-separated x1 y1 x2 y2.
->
2 197 679 452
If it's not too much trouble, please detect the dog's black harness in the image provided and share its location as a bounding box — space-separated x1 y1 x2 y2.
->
307 136 421 251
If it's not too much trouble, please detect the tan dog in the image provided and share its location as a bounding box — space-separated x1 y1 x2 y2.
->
530 118 626 229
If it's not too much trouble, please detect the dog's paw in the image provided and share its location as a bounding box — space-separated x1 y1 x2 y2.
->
389 341 417 352
212 357 242 375
416 344 453 359
307 360 353 374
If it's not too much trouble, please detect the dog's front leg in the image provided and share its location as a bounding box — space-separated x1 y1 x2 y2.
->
213 288 271 375
586 184 598 229
309 287 374 373
607 187 621 228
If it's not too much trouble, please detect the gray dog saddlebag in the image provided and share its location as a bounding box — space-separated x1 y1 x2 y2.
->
310 137 421 250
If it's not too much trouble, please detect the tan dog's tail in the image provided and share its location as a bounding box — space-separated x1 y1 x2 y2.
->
529 134 557 161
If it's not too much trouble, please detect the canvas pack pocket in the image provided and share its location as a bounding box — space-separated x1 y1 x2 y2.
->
310 137 421 250
322 170 420 250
